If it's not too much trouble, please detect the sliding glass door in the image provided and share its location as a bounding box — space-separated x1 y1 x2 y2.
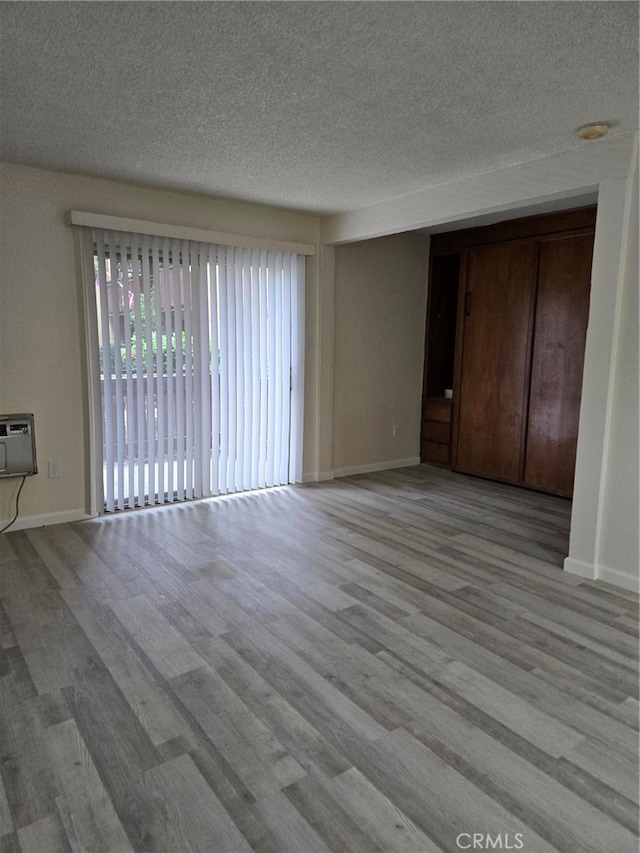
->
87 230 304 511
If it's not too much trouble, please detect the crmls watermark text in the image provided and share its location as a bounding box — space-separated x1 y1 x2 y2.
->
456 833 525 850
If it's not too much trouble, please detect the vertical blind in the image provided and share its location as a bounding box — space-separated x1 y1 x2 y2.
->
87 229 305 511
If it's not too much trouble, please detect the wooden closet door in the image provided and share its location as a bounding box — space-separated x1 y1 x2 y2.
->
524 232 594 495
455 240 536 481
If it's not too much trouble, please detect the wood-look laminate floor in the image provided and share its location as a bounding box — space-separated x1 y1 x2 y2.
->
0 465 638 853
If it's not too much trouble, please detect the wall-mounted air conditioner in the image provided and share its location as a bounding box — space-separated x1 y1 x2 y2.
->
0 414 37 477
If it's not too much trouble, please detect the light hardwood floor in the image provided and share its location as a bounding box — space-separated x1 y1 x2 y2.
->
0 465 638 853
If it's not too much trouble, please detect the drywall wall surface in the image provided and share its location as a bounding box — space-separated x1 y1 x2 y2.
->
597 151 639 590
332 232 429 474
319 135 636 591
322 132 635 244
312 243 336 480
0 162 319 525
564 169 639 590
566 179 629 576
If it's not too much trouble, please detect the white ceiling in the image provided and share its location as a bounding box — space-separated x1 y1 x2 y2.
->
1 2 637 215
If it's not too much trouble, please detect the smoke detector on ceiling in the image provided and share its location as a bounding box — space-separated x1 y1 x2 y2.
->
577 122 611 141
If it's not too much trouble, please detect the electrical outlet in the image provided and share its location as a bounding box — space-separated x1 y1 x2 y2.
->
48 461 61 479
392 424 399 437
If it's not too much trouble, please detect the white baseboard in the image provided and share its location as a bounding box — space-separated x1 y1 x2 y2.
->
1 508 91 532
564 556 639 593
563 556 597 580
333 457 421 479
302 471 334 483
598 565 640 594
301 458 421 482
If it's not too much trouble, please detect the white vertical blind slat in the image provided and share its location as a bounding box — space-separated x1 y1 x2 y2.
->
218 246 230 494
110 235 126 510
250 249 261 490
95 231 115 512
82 228 104 516
241 248 253 490
153 237 166 502
233 249 245 490
130 239 146 504
258 250 269 487
289 255 306 483
226 247 237 492
90 228 305 510
192 249 201 498
174 242 185 500
193 243 207 498
266 251 277 487
210 252 221 495
273 252 284 484
140 235 155 504
164 238 175 502
280 255 292 485
183 240 195 499
120 234 135 508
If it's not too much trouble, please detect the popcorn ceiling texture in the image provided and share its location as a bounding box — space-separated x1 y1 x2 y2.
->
1 1 637 213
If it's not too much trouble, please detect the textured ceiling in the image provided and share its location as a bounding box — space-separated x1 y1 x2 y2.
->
1 2 638 214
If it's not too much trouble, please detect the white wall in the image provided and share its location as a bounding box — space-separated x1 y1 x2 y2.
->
322 133 634 244
0 163 320 526
2 137 637 592
565 169 639 592
594 150 639 590
320 133 639 592
332 233 429 476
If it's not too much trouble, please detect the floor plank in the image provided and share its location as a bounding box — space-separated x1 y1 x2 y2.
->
143 754 253 853
1 465 637 852
45 719 134 852
15 812 72 853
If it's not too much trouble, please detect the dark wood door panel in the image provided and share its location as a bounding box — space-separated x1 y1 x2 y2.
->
422 421 451 444
456 240 536 481
422 440 450 464
423 399 453 424
524 233 594 495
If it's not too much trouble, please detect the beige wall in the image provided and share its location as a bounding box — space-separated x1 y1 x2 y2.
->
565 168 639 592
321 135 638 592
597 153 639 586
2 148 637 593
0 162 320 524
332 233 429 475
